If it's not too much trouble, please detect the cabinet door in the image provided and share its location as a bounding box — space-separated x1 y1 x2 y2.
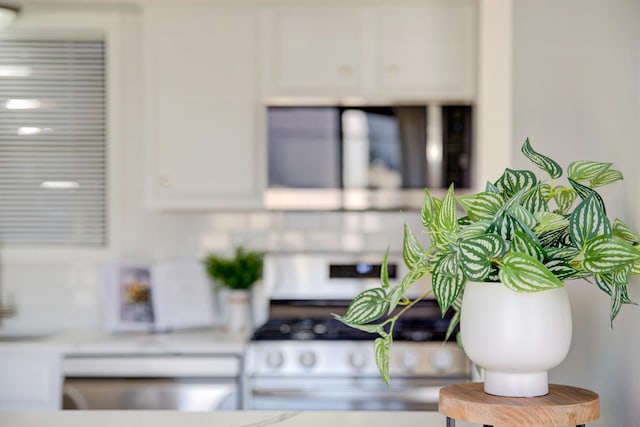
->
144 6 262 209
0 350 62 410
266 8 363 96
371 1 476 99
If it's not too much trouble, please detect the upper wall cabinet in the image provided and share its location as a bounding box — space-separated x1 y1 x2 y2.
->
263 0 476 101
143 5 262 210
264 8 363 96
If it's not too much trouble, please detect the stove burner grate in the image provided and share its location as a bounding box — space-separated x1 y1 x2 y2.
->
250 316 455 342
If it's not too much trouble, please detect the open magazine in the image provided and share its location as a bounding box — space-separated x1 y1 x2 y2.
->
101 260 218 333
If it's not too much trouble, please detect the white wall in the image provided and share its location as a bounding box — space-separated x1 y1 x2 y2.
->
512 0 640 425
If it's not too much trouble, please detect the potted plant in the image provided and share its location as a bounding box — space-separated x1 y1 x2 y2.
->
336 139 640 397
204 246 265 333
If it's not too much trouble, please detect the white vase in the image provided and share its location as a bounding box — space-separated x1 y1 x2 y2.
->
460 281 572 397
225 289 252 334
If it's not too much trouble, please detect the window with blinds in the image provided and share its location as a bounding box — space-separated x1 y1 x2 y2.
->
0 40 106 245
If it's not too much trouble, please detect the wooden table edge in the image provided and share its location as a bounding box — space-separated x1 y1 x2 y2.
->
438 383 600 426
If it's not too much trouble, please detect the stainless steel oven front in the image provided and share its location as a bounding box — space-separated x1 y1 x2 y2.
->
244 340 468 411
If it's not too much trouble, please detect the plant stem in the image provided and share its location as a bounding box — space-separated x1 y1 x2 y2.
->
383 289 434 335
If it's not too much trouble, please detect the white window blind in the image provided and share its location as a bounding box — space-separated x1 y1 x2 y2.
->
0 40 106 245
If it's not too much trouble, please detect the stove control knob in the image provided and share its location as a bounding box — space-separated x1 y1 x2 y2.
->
299 351 317 368
400 350 421 373
430 348 453 372
348 351 367 370
265 350 284 369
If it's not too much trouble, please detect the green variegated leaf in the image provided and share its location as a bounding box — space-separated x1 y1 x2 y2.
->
403 224 427 270
510 230 545 263
613 218 640 246
521 138 563 178
504 187 529 210
509 204 537 230
569 193 611 249
458 216 472 226
632 261 640 275
332 316 383 334
386 286 404 315
590 168 623 187
341 288 388 324
593 274 613 296
545 259 578 280
421 189 437 228
495 169 538 198
534 212 570 233
374 336 391 386
432 254 464 315
522 186 549 215
457 192 503 221
489 209 537 243
487 265 501 282
458 219 492 240
538 227 569 247
489 212 517 242
611 263 632 286
593 270 636 304
437 184 458 233
381 248 391 289
540 183 553 200
610 283 623 326
568 160 612 182
485 181 501 195
544 246 580 262
444 309 460 343
459 234 506 280
568 178 607 215
387 268 428 314
498 252 564 292
583 235 640 274
553 186 577 214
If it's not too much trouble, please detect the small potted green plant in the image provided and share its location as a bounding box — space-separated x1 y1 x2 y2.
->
204 246 265 333
336 139 640 397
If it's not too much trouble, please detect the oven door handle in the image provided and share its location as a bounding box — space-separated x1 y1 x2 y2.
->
251 385 441 403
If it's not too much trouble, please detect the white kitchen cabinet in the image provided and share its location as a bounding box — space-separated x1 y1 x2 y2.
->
265 8 363 96
264 0 476 101
0 349 62 410
144 5 262 210
370 3 476 99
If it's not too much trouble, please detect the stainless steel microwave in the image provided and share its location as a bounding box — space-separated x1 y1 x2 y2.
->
264 104 472 211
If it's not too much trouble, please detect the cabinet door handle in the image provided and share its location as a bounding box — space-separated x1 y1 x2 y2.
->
386 64 399 76
158 174 171 188
339 64 353 76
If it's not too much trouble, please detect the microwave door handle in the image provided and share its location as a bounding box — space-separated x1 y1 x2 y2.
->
251 385 441 404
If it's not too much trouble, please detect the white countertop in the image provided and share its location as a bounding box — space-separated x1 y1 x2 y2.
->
0 327 248 356
0 411 474 427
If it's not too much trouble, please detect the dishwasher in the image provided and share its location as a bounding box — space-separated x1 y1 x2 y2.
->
62 354 242 410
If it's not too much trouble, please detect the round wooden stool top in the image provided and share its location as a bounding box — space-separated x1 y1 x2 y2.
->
439 383 600 427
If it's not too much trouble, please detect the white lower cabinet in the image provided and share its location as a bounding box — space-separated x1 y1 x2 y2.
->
143 5 263 210
0 349 63 410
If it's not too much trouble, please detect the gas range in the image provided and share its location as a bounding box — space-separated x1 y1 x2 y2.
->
242 253 471 411
246 299 466 378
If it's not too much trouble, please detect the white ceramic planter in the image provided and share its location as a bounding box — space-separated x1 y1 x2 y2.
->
460 281 572 397
225 289 252 334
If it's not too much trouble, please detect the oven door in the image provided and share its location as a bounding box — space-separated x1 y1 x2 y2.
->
246 376 458 411
63 378 238 410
